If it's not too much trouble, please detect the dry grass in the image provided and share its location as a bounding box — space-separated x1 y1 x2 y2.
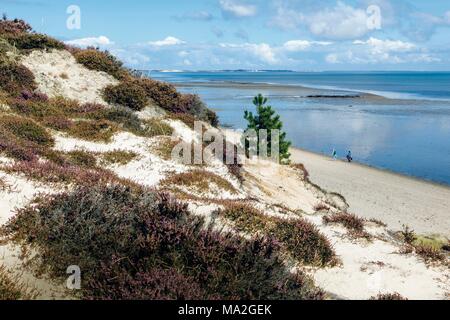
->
142 118 173 137
0 266 38 300
323 212 371 240
154 137 181 161
102 150 138 165
67 120 118 142
399 226 448 264
160 170 238 195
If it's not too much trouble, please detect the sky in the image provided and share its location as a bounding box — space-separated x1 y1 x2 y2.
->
2 0 450 71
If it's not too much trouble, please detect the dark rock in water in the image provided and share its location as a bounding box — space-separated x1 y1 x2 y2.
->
306 95 361 99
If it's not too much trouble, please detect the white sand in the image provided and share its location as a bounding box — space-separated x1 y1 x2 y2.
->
291 148 450 237
238 155 449 300
21 49 118 104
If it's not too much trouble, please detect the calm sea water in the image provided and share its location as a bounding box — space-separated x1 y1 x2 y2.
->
150 71 450 186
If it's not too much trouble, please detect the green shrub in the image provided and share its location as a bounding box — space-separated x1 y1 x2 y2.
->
73 49 128 80
87 106 143 134
65 150 98 168
102 150 137 165
1 185 324 300
67 120 117 142
142 118 173 137
0 62 36 96
103 82 148 111
0 114 54 147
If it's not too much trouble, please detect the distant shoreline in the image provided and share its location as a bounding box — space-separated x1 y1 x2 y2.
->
290 147 450 236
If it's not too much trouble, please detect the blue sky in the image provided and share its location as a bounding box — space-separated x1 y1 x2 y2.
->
2 0 450 70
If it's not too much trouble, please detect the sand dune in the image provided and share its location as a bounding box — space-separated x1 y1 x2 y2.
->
291 148 450 237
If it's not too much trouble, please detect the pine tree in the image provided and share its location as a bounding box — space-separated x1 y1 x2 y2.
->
244 94 291 163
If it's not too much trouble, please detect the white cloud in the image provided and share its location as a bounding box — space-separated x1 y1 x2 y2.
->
307 2 370 39
271 1 372 40
353 37 415 54
219 42 277 64
65 36 113 47
220 0 257 18
325 53 339 64
175 11 214 21
147 36 186 47
283 40 332 51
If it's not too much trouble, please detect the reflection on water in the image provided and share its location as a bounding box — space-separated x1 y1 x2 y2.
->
176 84 450 186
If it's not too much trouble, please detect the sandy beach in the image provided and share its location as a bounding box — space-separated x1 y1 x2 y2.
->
291 148 450 237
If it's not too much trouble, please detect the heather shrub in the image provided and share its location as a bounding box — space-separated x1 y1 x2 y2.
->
19 89 48 102
41 116 73 131
0 18 32 35
103 82 148 111
10 96 81 119
88 106 144 135
414 244 446 263
101 150 137 165
1 185 324 300
401 225 417 245
67 120 117 142
134 78 181 112
4 33 65 51
73 49 128 80
179 93 219 126
323 212 370 239
370 293 408 300
0 62 36 96
217 203 337 267
0 127 38 161
167 113 197 129
0 266 37 300
65 150 98 168
142 118 173 137
160 170 238 195
2 159 137 188
0 114 54 147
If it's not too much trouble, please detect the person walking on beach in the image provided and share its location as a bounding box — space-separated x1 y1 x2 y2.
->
332 148 338 160
346 151 353 163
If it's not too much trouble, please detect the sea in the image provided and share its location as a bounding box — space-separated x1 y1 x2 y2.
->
148 71 450 186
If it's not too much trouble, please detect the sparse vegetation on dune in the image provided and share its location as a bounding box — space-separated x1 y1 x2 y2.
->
370 293 408 300
0 114 54 147
73 48 129 80
101 150 138 166
0 266 38 300
217 203 337 267
160 170 238 195
1 185 325 300
399 226 448 264
323 212 371 240
67 120 118 142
